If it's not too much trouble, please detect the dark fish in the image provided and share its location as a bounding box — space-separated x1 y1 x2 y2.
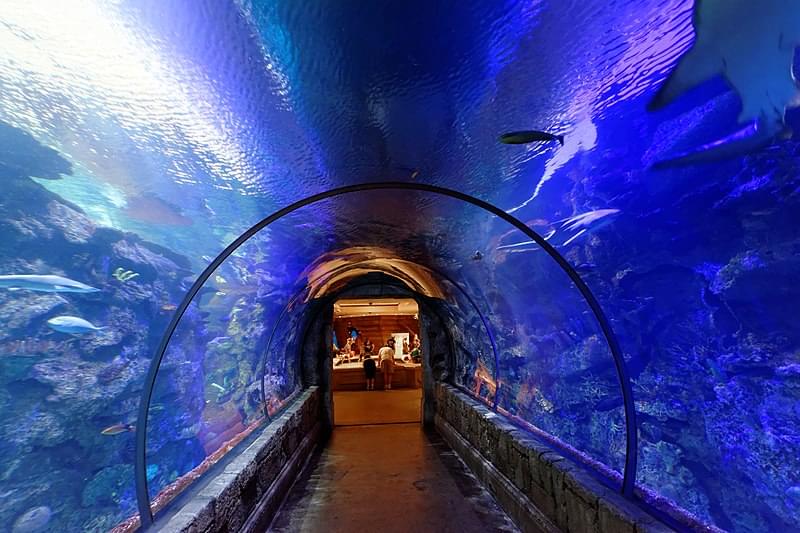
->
471 251 483 261
101 423 135 435
499 130 564 146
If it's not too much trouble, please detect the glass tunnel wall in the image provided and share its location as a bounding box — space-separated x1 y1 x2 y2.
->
1 1 800 532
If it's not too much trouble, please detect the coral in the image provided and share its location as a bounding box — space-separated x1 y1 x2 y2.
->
81 465 133 507
112 268 140 282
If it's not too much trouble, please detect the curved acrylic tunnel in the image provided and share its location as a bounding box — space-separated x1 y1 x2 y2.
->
3 1 800 532
133 184 635 525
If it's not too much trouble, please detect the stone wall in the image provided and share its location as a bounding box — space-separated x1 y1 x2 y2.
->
153 387 322 533
434 383 677 533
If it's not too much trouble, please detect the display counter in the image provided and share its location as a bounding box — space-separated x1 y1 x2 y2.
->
332 360 422 391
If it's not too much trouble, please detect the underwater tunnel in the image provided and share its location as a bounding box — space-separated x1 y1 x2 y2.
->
0 1 799 532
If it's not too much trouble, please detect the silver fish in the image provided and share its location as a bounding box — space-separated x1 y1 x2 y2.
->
47 315 107 335
497 209 620 251
0 274 100 293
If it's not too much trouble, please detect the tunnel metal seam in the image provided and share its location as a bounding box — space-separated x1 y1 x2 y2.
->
135 181 638 526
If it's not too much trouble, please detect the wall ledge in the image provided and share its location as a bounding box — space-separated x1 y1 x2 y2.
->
434 383 679 533
151 386 321 533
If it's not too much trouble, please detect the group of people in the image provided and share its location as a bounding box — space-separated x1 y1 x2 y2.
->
362 336 422 390
334 321 422 390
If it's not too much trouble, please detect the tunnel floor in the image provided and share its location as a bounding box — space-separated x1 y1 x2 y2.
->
333 389 421 425
269 423 520 533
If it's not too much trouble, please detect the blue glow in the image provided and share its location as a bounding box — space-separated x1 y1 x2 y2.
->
0 1 798 531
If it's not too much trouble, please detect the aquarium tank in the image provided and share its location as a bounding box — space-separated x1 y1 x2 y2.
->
0 1 798 532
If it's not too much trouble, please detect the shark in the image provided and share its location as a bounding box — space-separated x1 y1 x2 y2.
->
497 209 620 251
46 315 107 335
0 274 100 293
649 0 800 162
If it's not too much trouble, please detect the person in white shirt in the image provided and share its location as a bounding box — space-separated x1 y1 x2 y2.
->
378 338 396 390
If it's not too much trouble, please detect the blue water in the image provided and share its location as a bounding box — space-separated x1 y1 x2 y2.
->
1 1 799 531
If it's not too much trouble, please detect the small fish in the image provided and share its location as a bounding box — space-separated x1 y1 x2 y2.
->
471 251 483 261
101 423 135 435
499 130 564 146
0 274 100 293
202 199 216 217
210 382 226 393
160 304 177 312
47 316 107 335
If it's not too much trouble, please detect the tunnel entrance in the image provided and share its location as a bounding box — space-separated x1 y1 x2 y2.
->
331 297 422 425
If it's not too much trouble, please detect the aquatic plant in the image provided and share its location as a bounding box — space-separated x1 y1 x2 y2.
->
112 268 140 282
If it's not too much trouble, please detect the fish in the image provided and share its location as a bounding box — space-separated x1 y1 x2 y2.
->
208 336 231 347
202 199 216 217
497 209 620 251
574 262 597 273
123 193 193 226
651 121 775 168
0 274 100 293
46 315 107 335
471 251 483 261
649 0 800 139
499 130 564 146
160 304 178 312
101 423 135 435
210 382 226 393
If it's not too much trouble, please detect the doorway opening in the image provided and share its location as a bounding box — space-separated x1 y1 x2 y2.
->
331 297 422 426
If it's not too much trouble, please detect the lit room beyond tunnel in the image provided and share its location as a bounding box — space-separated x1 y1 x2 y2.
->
1 2 799 533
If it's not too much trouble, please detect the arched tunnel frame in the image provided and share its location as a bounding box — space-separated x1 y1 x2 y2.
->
135 181 639 526
257 258 502 421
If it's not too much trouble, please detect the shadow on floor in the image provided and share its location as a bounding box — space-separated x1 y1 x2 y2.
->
270 423 519 533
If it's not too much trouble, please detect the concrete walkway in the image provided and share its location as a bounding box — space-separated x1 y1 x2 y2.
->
270 423 519 533
333 389 421 426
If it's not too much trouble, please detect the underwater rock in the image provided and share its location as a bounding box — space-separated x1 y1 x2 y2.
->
32 356 99 404
0 121 72 181
6 216 54 241
45 201 96 244
81 464 133 507
709 250 766 295
11 505 52 533
776 364 800 379
0 293 68 338
112 240 182 276
3 409 65 447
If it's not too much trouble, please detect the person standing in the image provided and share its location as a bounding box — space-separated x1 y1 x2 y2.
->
363 355 377 390
378 338 396 390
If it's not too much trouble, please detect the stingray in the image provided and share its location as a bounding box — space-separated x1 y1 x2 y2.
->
123 193 193 226
649 0 800 152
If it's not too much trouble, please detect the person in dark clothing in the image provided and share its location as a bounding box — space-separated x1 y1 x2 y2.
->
363 356 377 390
